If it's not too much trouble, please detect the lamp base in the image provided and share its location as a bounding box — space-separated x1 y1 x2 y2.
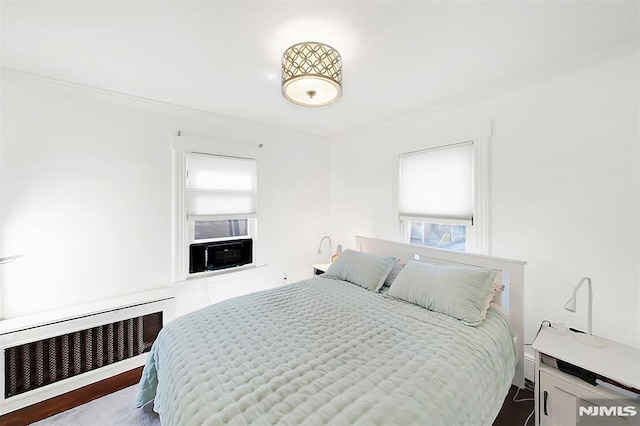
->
571 332 607 348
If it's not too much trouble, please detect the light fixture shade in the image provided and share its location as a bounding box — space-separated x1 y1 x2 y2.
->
282 42 342 107
563 296 577 312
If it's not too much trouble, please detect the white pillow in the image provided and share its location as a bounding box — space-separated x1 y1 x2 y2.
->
323 249 398 291
388 260 497 326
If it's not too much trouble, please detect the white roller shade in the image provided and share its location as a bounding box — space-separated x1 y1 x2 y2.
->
187 153 257 218
399 142 473 223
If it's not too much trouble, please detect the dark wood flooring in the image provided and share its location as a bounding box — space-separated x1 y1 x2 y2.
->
494 385 535 426
0 367 143 426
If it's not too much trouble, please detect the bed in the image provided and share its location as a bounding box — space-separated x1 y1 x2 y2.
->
136 236 525 425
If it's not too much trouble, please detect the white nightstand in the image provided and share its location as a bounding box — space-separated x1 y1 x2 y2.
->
532 327 640 426
312 262 331 276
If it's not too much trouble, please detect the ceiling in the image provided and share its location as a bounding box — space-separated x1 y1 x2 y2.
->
2 1 638 138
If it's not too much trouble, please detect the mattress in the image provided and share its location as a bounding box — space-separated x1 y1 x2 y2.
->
136 276 515 426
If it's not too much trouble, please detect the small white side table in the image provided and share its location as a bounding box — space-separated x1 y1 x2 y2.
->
312 262 331 276
532 327 640 426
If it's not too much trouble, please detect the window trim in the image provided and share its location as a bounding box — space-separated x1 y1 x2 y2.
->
171 135 265 283
395 123 490 254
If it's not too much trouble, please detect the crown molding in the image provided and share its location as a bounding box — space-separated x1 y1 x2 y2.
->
1 67 329 141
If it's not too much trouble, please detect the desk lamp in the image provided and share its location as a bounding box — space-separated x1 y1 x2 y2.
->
317 236 332 263
564 277 606 347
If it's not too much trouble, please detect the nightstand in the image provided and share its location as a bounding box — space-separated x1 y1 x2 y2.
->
532 327 640 425
312 262 331 276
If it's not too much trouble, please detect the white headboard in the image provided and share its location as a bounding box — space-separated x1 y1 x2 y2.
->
355 236 526 388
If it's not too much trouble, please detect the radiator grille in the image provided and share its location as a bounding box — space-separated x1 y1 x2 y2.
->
4 311 162 398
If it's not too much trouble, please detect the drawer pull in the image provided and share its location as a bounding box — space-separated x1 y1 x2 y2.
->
543 390 548 415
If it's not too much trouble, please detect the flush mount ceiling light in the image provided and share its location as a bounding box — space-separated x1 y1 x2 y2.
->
281 42 342 107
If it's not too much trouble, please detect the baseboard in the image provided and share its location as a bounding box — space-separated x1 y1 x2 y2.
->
0 366 143 426
524 352 535 383
524 378 534 391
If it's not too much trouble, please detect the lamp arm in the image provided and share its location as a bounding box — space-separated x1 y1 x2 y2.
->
317 236 332 263
571 277 593 335
586 277 592 336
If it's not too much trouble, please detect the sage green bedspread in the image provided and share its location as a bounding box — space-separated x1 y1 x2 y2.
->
137 277 515 426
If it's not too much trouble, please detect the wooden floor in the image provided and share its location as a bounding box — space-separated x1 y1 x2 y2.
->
0 367 144 426
494 385 535 426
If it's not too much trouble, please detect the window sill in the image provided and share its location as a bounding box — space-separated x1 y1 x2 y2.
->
173 263 267 288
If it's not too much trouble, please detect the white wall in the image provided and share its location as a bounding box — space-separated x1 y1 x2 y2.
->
1 73 331 318
331 52 640 349
2 51 637 353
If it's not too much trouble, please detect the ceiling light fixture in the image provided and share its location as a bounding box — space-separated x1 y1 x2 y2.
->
281 42 342 107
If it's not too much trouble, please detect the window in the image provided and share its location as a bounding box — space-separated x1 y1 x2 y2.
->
171 135 264 282
408 222 468 251
186 153 258 273
193 219 248 241
399 140 487 253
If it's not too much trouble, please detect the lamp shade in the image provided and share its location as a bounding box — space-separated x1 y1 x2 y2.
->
281 42 342 106
564 277 590 315
563 296 577 312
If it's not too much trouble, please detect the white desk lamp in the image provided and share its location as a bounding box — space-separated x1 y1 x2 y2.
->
317 236 332 263
564 277 606 347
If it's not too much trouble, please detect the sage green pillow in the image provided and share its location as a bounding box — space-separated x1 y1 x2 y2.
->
388 260 497 326
323 249 398 291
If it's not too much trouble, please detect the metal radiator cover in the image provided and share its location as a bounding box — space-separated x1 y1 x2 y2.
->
4 311 162 398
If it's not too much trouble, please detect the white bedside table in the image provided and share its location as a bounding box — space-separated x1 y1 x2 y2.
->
312 262 331 276
532 327 640 425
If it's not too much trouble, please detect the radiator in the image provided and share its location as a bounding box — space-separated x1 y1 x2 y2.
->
4 312 162 399
0 291 175 416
